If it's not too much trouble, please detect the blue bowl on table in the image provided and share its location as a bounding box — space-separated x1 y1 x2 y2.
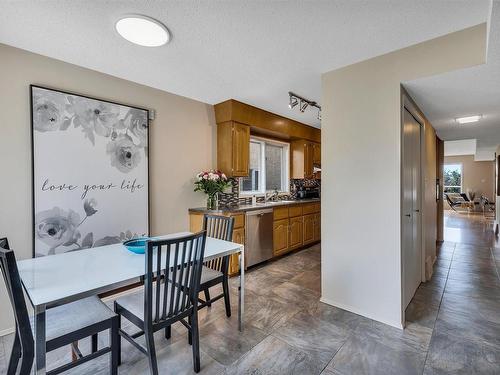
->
123 238 150 254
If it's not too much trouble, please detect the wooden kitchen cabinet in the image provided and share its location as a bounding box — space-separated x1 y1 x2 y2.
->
289 216 303 250
230 226 245 274
217 121 250 177
312 142 321 165
291 140 314 179
273 218 289 256
303 214 315 245
313 213 321 242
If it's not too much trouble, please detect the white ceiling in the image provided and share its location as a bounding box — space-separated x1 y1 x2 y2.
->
405 1 500 155
0 1 491 128
444 139 477 157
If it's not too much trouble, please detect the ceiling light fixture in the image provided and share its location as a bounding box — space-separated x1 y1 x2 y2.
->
299 100 309 113
115 15 170 47
288 92 321 118
456 115 482 124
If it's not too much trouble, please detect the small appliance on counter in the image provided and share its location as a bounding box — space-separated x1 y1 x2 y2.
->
296 187 320 199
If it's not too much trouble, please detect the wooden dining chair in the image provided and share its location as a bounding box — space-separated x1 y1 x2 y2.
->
198 214 234 317
0 238 119 375
114 231 207 375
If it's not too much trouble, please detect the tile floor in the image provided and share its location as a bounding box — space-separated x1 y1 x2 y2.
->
1 211 499 374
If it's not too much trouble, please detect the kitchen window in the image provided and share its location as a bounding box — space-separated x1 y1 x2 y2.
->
240 137 289 195
444 164 462 194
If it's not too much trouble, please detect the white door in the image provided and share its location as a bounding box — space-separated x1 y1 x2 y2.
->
402 108 422 309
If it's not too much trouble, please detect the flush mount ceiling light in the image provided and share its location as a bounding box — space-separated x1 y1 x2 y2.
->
115 15 170 47
456 115 482 124
288 92 321 118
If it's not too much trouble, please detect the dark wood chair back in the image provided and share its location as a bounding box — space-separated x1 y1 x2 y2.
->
0 239 34 373
144 232 207 325
202 215 234 273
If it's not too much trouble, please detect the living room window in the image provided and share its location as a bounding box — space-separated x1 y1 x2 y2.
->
444 164 462 193
240 137 289 195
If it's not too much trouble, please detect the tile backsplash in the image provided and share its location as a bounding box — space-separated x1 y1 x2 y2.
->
217 178 320 207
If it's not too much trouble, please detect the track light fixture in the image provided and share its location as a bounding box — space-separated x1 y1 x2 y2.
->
299 100 308 113
288 92 321 120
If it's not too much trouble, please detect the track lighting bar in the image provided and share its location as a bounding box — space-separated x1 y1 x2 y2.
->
288 91 321 120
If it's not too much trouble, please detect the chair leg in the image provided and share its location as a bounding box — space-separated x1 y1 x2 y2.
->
7 329 21 375
110 317 119 375
114 302 122 366
203 289 211 307
144 328 158 375
91 333 98 353
191 310 201 373
18 346 33 375
165 325 171 340
222 278 231 318
188 315 192 345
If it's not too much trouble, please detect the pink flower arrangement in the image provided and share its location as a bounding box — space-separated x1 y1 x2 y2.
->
194 170 231 196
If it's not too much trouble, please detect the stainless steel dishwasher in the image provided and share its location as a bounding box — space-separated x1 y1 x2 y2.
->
245 209 274 268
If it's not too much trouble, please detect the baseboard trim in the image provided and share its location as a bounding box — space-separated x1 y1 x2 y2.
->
319 296 404 330
0 326 15 337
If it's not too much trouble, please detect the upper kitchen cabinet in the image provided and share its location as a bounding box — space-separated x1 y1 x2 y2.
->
312 142 321 166
217 121 250 177
214 99 321 178
291 140 321 179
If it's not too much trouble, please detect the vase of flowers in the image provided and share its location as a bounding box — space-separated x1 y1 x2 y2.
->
194 170 231 210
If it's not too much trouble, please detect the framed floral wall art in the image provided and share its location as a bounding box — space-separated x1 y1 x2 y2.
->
31 85 149 257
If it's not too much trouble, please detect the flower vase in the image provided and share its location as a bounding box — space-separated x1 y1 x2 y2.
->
206 193 217 210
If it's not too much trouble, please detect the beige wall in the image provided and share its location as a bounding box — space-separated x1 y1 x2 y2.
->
0 43 216 333
321 24 487 328
444 155 495 208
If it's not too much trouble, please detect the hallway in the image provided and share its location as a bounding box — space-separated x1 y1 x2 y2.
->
409 211 500 374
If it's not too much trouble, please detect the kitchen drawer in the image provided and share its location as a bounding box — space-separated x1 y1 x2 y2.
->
288 205 303 218
273 206 289 221
313 203 321 213
302 203 316 215
231 213 245 229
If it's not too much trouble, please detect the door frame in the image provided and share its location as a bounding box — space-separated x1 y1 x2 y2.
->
400 92 426 325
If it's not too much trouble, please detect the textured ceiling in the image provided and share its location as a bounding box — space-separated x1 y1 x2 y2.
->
405 1 500 154
0 0 490 127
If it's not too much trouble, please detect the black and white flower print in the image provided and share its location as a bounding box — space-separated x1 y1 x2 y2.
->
32 91 69 132
32 88 148 173
66 96 121 144
35 207 81 254
106 134 141 173
121 108 148 146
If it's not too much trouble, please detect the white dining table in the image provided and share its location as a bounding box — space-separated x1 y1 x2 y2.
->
17 232 245 375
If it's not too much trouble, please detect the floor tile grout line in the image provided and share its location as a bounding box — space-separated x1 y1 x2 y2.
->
420 241 456 375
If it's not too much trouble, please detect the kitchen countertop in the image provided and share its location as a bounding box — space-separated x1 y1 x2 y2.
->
189 198 321 214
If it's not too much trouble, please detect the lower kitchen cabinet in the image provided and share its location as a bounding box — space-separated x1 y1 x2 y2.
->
230 227 245 273
313 213 321 242
289 216 303 250
273 218 289 256
303 214 315 245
